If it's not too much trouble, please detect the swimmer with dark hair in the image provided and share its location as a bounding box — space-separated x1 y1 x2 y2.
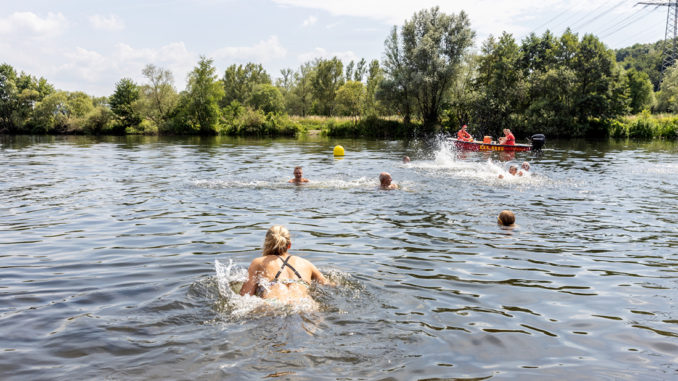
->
402 156 411 163
497 210 515 227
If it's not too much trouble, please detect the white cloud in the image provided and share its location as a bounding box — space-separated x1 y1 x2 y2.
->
297 47 358 63
89 14 125 31
302 15 317 27
53 42 197 95
113 42 196 84
0 11 67 37
61 47 109 82
211 35 287 63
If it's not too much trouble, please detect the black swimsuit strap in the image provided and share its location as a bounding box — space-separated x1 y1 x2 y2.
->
273 255 303 280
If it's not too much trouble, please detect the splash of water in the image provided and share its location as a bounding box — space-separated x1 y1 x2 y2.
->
213 259 335 317
406 135 545 184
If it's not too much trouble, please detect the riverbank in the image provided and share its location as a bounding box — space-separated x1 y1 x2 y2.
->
3 112 678 141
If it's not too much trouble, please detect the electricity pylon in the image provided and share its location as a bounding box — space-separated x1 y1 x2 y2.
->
638 1 678 75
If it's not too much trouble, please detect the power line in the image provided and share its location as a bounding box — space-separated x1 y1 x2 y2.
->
597 5 657 37
530 8 572 34
606 13 664 46
570 0 627 30
545 8 595 33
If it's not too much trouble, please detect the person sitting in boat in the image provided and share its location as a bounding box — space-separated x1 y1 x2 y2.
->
379 172 398 190
457 125 473 142
289 166 309 184
498 165 521 178
497 210 516 227
240 225 330 304
498 129 515 145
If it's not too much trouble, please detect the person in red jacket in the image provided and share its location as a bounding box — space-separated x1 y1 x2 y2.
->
498 129 515 145
457 125 473 142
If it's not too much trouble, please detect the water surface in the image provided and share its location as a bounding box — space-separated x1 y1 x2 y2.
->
1 135 677 380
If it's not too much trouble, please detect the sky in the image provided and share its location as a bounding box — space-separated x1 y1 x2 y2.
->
0 0 670 96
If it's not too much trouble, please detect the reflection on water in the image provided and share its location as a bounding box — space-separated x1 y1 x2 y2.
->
1 135 677 380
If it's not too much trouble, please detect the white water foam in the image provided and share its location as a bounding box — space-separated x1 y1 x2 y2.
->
214 259 321 317
195 177 390 191
408 137 544 184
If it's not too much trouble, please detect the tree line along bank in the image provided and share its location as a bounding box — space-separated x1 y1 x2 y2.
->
1 7 677 140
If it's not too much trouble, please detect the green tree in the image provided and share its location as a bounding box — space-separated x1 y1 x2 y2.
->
184 56 224 134
286 63 314 116
570 34 623 133
345 61 355 82
137 64 178 128
364 59 383 117
248 83 284 114
519 30 558 75
383 7 475 127
525 66 577 136
446 54 479 129
656 63 678 112
31 91 70 133
221 63 271 107
335 80 365 119
109 78 141 133
615 41 663 91
626 68 654 113
474 32 525 135
67 91 94 118
310 57 344 116
380 27 415 123
353 58 367 82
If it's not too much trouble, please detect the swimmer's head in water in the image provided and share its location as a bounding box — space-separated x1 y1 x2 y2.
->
508 165 518 175
293 166 303 179
379 172 392 186
497 210 515 226
521 162 530 171
263 225 291 256
403 156 410 163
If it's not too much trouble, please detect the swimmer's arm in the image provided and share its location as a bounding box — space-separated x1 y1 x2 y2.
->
239 261 261 296
309 262 333 286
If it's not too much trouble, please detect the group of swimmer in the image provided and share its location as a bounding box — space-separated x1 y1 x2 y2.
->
289 165 398 190
242 132 528 305
498 161 531 179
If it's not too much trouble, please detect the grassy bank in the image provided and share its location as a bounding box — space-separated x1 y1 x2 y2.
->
614 112 678 140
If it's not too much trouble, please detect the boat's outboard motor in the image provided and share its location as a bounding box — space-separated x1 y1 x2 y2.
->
531 134 545 152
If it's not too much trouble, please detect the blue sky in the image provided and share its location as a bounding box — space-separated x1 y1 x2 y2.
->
0 0 668 96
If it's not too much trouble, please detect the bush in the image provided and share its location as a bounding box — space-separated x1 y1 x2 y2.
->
609 119 627 138
126 119 158 135
584 117 611 138
221 108 301 137
656 116 678 139
628 117 655 139
82 106 114 135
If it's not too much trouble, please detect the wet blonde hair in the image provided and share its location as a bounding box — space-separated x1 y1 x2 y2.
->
497 210 515 226
262 225 291 256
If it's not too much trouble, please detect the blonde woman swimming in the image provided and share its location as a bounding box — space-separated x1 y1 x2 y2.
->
240 225 329 304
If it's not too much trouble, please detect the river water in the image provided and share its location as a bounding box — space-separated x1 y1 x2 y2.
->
1 135 677 380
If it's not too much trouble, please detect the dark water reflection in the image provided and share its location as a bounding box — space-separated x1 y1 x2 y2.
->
1 135 677 380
